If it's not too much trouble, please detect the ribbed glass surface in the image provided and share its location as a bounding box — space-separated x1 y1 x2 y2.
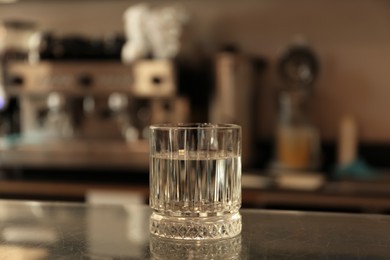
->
150 152 241 217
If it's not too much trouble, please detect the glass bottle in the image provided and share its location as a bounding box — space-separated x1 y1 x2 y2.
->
275 90 320 171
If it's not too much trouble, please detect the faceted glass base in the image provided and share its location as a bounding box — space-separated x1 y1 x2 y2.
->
149 212 241 240
150 234 242 260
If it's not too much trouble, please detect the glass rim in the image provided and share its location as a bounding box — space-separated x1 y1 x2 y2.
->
150 123 241 130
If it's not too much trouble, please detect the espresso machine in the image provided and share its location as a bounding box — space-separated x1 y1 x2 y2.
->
0 2 195 172
0 59 189 170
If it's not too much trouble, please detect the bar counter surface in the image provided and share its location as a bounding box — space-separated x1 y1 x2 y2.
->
0 200 389 259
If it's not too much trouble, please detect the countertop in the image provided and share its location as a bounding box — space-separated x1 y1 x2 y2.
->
0 200 389 259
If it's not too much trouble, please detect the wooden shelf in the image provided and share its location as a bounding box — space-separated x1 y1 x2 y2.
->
0 180 149 200
243 189 390 213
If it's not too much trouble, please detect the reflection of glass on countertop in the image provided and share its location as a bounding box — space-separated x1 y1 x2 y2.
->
150 235 242 260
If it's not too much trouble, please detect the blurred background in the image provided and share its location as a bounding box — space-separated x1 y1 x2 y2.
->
0 0 390 213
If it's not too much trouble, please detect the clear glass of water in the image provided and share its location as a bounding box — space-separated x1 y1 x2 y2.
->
149 123 242 240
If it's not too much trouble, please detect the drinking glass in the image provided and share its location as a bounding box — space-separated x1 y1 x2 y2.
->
149 123 242 240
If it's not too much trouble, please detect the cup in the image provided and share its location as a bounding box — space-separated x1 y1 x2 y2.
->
149 123 242 240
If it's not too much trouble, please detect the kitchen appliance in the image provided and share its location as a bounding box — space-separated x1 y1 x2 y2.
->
1 60 189 170
273 42 321 172
0 20 41 136
210 49 259 168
